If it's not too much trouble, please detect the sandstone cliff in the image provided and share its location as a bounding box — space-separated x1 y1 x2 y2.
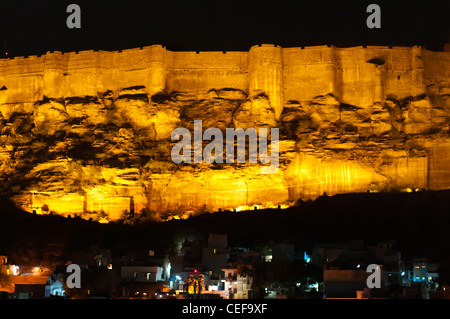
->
0 45 449 221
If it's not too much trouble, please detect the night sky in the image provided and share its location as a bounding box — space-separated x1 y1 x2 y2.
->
0 0 449 57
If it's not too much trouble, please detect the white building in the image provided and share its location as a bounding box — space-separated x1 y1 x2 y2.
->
221 267 252 299
45 275 65 297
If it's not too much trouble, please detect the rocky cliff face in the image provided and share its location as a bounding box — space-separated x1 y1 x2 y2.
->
1 48 450 222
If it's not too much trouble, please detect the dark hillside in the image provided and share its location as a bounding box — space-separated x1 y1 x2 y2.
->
1 189 449 265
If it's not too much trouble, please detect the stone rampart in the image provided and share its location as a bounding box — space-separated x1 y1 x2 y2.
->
2 44 449 120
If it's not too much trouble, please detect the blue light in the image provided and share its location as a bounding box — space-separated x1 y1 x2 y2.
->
304 252 311 263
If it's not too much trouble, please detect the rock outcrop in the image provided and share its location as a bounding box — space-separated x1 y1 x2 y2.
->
1 45 450 221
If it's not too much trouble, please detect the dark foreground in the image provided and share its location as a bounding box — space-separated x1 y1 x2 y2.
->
1 189 449 265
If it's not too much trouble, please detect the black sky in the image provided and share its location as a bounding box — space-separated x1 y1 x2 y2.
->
0 0 449 57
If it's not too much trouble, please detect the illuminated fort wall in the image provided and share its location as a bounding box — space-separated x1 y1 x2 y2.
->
2 44 449 118
1 45 449 219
